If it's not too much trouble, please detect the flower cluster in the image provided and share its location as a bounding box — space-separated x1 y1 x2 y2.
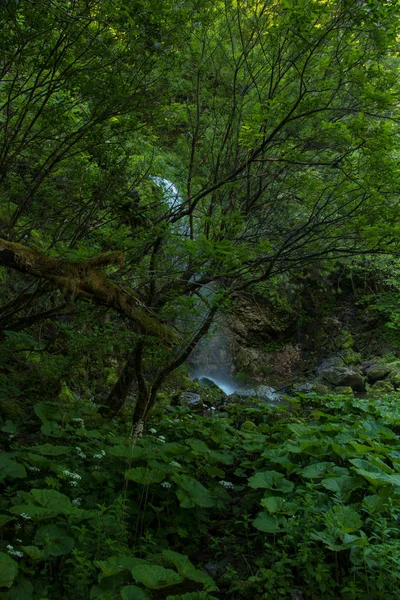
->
75 446 87 459
7 545 23 558
62 469 82 487
149 428 157 434
93 449 106 459
20 512 31 520
161 481 172 489
158 435 166 443
170 461 181 468
219 480 234 489
27 466 40 472
72 417 85 427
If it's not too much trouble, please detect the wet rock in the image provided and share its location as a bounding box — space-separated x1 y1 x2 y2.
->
319 366 365 392
179 392 202 406
317 356 345 375
292 381 329 395
364 364 391 383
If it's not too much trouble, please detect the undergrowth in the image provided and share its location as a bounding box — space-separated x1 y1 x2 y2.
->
1 393 400 599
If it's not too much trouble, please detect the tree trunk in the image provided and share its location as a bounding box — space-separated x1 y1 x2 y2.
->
0 238 176 344
103 347 138 415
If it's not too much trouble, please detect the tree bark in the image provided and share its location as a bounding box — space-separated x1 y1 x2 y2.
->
0 238 176 344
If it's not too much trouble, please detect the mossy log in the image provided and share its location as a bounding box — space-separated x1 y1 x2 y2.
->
0 238 176 344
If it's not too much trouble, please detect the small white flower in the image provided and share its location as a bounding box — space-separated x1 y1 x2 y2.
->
7 545 13 551
70 481 78 487
158 435 166 441
211 406 216 411
20 513 31 520
72 498 81 507
27 466 40 472
219 480 234 489
149 428 157 434
170 461 181 468
161 481 172 489
72 418 84 425
16 539 22 543
93 453 103 459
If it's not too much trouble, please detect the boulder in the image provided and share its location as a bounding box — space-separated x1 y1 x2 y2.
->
335 386 353 395
317 356 345 375
320 366 365 392
388 370 400 389
367 380 394 394
292 381 330 395
364 364 391 384
179 392 202 406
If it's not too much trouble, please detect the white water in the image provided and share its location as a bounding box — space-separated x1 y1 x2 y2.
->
151 177 182 206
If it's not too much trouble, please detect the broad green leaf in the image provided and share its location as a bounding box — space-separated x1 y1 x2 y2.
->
31 489 72 513
0 514 15 528
173 475 215 508
0 552 18 588
1 420 16 434
252 512 282 533
362 494 388 513
261 496 297 515
121 586 149 600
300 462 333 479
34 403 62 423
324 505 362 533
30 444 70 456
131 564 183 589
0 453 26 480
21 545 46 560
34 524 75 556
248 470 294 492
162 550 216 589
321 475 364 495
125 467 165 485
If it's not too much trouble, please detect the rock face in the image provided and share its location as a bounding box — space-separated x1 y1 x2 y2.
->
319 366 365 392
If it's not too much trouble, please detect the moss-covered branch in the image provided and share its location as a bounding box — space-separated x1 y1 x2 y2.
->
0 238 176 344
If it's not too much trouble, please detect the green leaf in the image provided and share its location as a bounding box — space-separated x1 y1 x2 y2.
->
121 586 149 600
252 512 282 533
34 403 62 423
125 467 165 485
34 524 75 556
261 496 297 515
30 444 70 456
131 564 183 590
0 514 15 528
321 475 364 495
248 470 294 492
173 475 215 508
21 545 46 560
1 420 16 434
162 550 216 589
0 552 18 588
0 453 27 480
300 462 333 479
324 505 362 533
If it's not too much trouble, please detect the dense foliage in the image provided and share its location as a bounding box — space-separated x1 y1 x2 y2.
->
1 1 400 597
2 393 400 598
